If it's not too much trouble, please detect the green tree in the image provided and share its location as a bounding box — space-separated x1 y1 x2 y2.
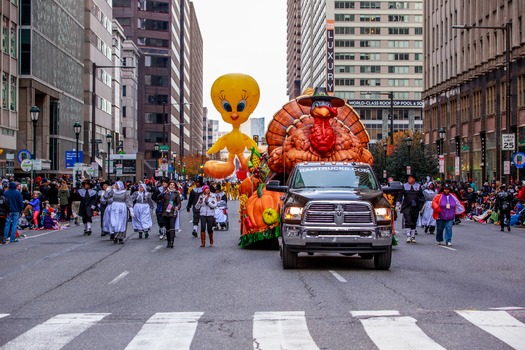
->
370 131 438 183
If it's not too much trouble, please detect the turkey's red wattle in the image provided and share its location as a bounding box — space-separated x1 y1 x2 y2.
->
310 118 336 154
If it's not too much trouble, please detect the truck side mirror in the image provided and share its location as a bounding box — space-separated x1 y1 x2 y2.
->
266 180 288 193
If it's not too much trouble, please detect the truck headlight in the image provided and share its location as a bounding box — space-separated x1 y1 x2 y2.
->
374 207 391 221
284 206 303 221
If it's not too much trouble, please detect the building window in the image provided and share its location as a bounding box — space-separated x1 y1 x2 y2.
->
360 1 381 9
414 27 423 35
145 55 169 68
145 113 165 124
122 85 127 96
388 79 410 87
414 40 423 48
2 73 7 109
145 94 168 105
360 40 381 48
388 40 409 48
144 131 164 143
2 17 8 54
145 75 169 87
9 75 15 111
335 40 355 47
360 53 381 60
335 78 355 86
137 37 169 47
122 106 127 118
20 29 30 75
414 53 423 60
414 2 423 10
336 65 355 73
122 127 127 138
414 79 423 87
335 1 355 8
360 27 381 34
360 15 380 22
335 14 355 21
414 15 423 22
388 53 410 60
388 27 410 35
360 66 381 73
335 53 355 60
388 66 409 74
388 15 408 22
113 0 131 6
137 18 169 31
116 17 131 26
414 66 423 73
138 0 169 13
388 2 409 9
360 79 381 86
335 27 355 34
9 22 16 58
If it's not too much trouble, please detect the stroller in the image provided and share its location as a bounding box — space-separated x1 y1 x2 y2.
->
214 196 229 230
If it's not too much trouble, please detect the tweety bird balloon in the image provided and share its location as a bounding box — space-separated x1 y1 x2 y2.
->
204 73 260 179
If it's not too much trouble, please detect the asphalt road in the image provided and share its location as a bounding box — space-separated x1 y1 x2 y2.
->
0 201 524 350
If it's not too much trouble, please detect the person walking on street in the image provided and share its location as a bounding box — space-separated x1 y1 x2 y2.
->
153 178 169 240
98 181 111 237
186 176 204 238
421 182 437 234
58 180 70 222
70 183 81 225
131 183 155 239
399 174 425 243
495 183 514 232
3 182 24 243
78 180 98 235
159 180 181 248
195 185 217 247
432 183 465 246
104 181 133 244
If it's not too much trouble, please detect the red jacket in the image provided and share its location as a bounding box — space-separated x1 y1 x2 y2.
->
432 192 464 220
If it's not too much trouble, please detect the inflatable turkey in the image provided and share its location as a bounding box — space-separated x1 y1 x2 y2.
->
266 87 374 174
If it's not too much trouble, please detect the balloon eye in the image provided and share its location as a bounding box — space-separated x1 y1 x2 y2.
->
237 99 247 112
221 100 232 112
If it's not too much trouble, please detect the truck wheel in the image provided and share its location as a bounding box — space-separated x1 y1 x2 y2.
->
373 246 392 270
282 243 298 269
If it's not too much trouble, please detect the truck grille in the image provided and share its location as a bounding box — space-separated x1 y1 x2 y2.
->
304 201 373 225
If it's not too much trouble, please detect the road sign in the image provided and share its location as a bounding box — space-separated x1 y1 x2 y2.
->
502 133 515 151
504 160 511 175
159 145 169 151
65 151 84 169
406 166 411 175
438 155 445 173
455 156 460 176
513 152 525 169
160 163 168 171
21 159 32 172
17 149 32 163
32 159 42 171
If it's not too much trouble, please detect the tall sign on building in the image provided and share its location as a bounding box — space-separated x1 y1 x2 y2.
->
326 19 335 94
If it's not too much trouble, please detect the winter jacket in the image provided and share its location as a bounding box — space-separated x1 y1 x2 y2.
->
58 187 70 205
159 189 182 218
432 192 464 220
195 194 217 217
47 183 59 205
0 189 9 217
4 182 24 213
29 197 41 211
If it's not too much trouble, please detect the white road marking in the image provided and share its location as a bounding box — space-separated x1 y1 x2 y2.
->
124 312 203 350
108 271 129 285
351 310 400 318
23 229 62 239
438 245 457 251
253 311 319 350
0 313 109 350
357 315 446 350
0 314 8 319
456 310 525 350
490 306 525 311
329 270 347 283
151 245 163 252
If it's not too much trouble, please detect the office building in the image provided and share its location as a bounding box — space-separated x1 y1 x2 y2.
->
423 0 525 184
287 0 424 143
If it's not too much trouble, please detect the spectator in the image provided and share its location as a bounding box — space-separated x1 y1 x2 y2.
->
47 181 59 211
3 182 24 244
58 180 70 222
0 188 9 240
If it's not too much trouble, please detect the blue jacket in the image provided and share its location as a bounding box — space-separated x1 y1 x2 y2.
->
4 182 24 213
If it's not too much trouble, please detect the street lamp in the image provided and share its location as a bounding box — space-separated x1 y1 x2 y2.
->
406 136 412 175
154 143 160 178
30 106 40 193
439 127 446 181
382 141 387 181
171 151 177 180
106 133 112 182
452 22 512 184
74 122 82 164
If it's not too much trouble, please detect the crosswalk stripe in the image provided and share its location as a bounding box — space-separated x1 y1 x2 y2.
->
124 312 203 350
456 310 525 350
0 313 109 350
0 314 8 320
358 316 446 350
253 311 319 349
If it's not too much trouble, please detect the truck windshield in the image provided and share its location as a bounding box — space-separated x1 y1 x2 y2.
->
292 166 378 190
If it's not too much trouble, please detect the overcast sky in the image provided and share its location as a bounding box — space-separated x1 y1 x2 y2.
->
192 0 288 131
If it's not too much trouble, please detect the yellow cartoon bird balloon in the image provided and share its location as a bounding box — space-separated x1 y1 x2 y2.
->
204 73 260 179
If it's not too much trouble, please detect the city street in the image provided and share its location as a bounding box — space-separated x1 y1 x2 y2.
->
0 200 524 350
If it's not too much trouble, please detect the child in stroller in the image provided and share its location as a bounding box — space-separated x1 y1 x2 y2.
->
214 193 229 230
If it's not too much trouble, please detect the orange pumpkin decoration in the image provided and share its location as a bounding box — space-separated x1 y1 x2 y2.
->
245 184 282 229
239 176 260 197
